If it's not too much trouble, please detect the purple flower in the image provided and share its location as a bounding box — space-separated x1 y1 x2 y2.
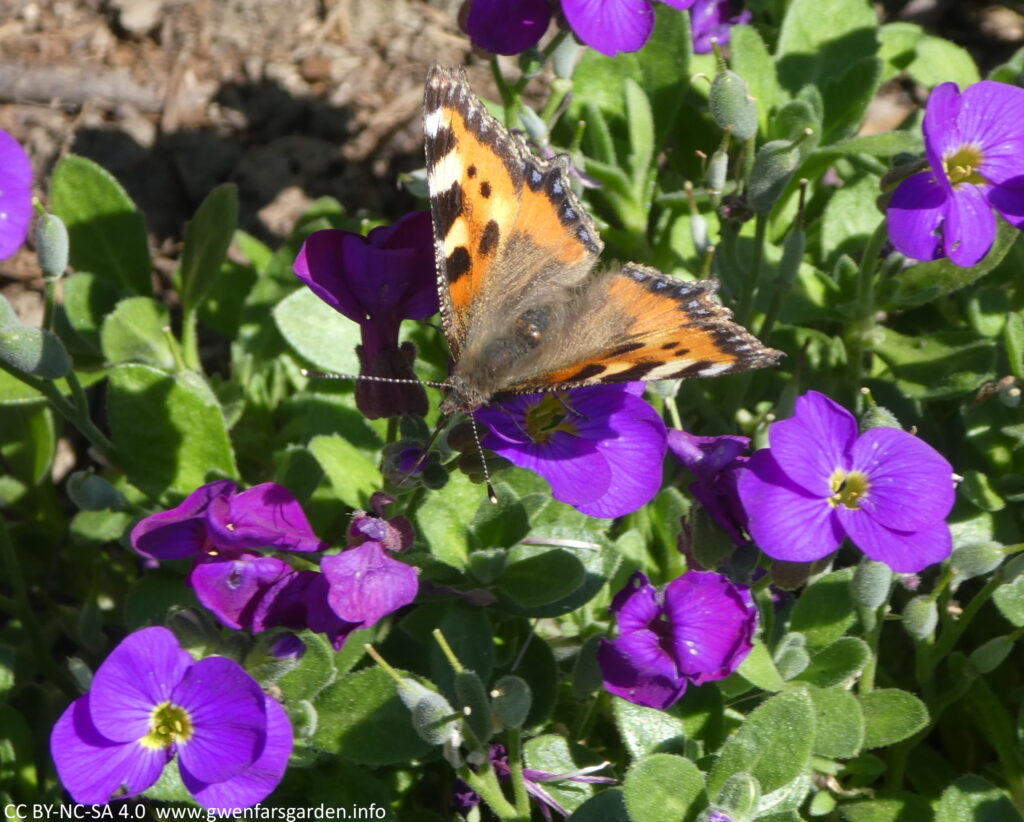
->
464 0 552 55
293 211 438 418
321 541 420 629
51 627 292 808
0 129 32 261
737 391 955 573
454 744 615 820
348 492 415 553
689 0 751 54
598 570 756 709
561 0 695 58
473 383 667 518
668 430 750 544
887 81 1024 267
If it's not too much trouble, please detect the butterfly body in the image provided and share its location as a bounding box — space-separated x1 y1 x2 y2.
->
425 65 781 416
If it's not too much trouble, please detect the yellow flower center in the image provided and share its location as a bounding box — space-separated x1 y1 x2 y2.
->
524 394 578 445
944 145 987 186
140 701 194 750
828 468 870 510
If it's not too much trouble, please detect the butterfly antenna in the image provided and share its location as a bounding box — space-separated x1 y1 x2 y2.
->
300 369 452 390
395 413 450 487
468 415 498 504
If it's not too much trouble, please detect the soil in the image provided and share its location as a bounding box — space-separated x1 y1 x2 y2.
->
0 0 1021 326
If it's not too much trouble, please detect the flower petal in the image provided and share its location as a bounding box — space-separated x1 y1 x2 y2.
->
184 695 293 810
665 571 757 684
738 450 845 563
131 480 237 560
206 482 326 553
851 427 955 531
90 627 193 743
562 0 656 57
838 511 952 573
0 130 33 261
322 541 420 627
465 0 552 55
597 638 688 710
190 555 294 631
956 81 1024 165
943 182 996 267
51 694 168 804
174 657 267 785
886 171 948 262
292 229 364 323
922 82 963 186
768 391 857 496
987 178 1024 229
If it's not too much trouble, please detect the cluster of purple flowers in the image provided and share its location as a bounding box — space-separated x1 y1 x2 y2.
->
52 627 292 808
131 482 419 649
463 0 749 58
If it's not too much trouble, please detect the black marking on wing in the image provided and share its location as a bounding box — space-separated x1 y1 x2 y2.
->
479 220 500 256
434 183 463 239
446 246 471 283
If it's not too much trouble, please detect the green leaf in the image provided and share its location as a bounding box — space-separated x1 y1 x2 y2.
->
789 567 858 650
312 667 433 764
808 686 864 758
775 0 878 95
308 434 381 509
568 788 630 822
623 753 704 822
841 795 935 822
0 404 55 485
624 78 655 198
795 637 871 688
820 175 882 264
100 296 174 368
708 690 815 797
50 154 152 295
817 132 924 158
0 705 38 795
276 630 337 703
62 272 122 352
124 570 195 631
273 287 362 375
526 735 603 814
737 641 785 692
822 57 883 144
178 183 239 311
107 364 237 498
416 469 481 569
859 689 929 748
495 549 586 610
882 219 1018 309
612 696 687 761
873 327 996 401
936 775 1024 822
993 575 1024 627
0 644 13 703
1004 312 1024 382
906 33 980 88
730 25 778 136
428 601 495 698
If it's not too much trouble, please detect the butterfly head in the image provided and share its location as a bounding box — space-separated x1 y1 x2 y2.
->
439 374 490 416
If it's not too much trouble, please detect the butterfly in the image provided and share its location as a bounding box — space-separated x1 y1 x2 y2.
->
424 65 780 417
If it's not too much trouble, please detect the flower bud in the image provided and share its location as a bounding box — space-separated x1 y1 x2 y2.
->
410 687 460 746
490 674 531 728
67 471 126 512
455 670 493 744
552 37 582 79
969 635 1014 674
852 559 893 609
772 632 810 681
999 381 1022 408
706 137 730 203
36 212 69 279
710 69 758 141
748 133 809 214
951 541 1004 589
901 595 938 639
0 325 71 379
518 105 548 142
859 404 902 431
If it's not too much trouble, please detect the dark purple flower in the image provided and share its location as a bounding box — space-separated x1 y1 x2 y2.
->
689 0 751 54
189 553 295 631
598 570 756 709
737 391 956 573
348 492 415 553
561 0 695 58
473 383 667 518
269 633 306 660
51 627 292 808
887 81 1024 267
465 0 552 55
131 481 325 560
322 541 419 628
454 744 614 820
0 129 32 261
293 211 438 417
668 430 750 544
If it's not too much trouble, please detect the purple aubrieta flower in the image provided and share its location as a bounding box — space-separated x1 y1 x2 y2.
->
562 0 695 58
321 540 420 631
0 129 32 261
737 391 955 573
473 383 667 518
293 210 438 418
464 0 552 55
51 627 292 808
597 570 756 710
668 430 750 544
688 0 751 54
887 81 1024 267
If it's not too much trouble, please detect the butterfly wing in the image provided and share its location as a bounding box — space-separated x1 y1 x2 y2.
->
423 65 602 361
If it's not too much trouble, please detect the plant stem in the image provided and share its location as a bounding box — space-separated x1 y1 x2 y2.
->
736 213 768 328
847 221 888 410
506 729 531 819
458 764 523 821
919 574 1003 682
181 305 201 372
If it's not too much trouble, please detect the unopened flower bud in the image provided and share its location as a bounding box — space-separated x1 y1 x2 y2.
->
772 632 809 680
951 541 1004 588
455 670 493 744
36 212 69 279
852 559 893 609
0 325 71 379
710 69 758 141
490 674 531 728
748 132 810 214
902 595 938 639
67 471 126 511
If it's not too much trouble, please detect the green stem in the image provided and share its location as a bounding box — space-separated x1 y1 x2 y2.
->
42 277 58 332
919 574 1003 682
457 764 523 821
506 729 531 819
847 220 888 410
858 603 887 694
181 305 201 372
736 213 767 328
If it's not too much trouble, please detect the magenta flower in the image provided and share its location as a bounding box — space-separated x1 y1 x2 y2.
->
464 0 552 55
887 81 1024 267
598 571 756 709
562 0 695 58
293 211 438 418
51 627 292 808
321 541 420 630
688 0 751 54
473 383 667 518
737 391 955 573
668 430 750 544
0 129 32 261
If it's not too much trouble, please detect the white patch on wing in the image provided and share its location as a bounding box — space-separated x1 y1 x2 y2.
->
696 361 731 377
429 152 463 196
424 108 444 138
